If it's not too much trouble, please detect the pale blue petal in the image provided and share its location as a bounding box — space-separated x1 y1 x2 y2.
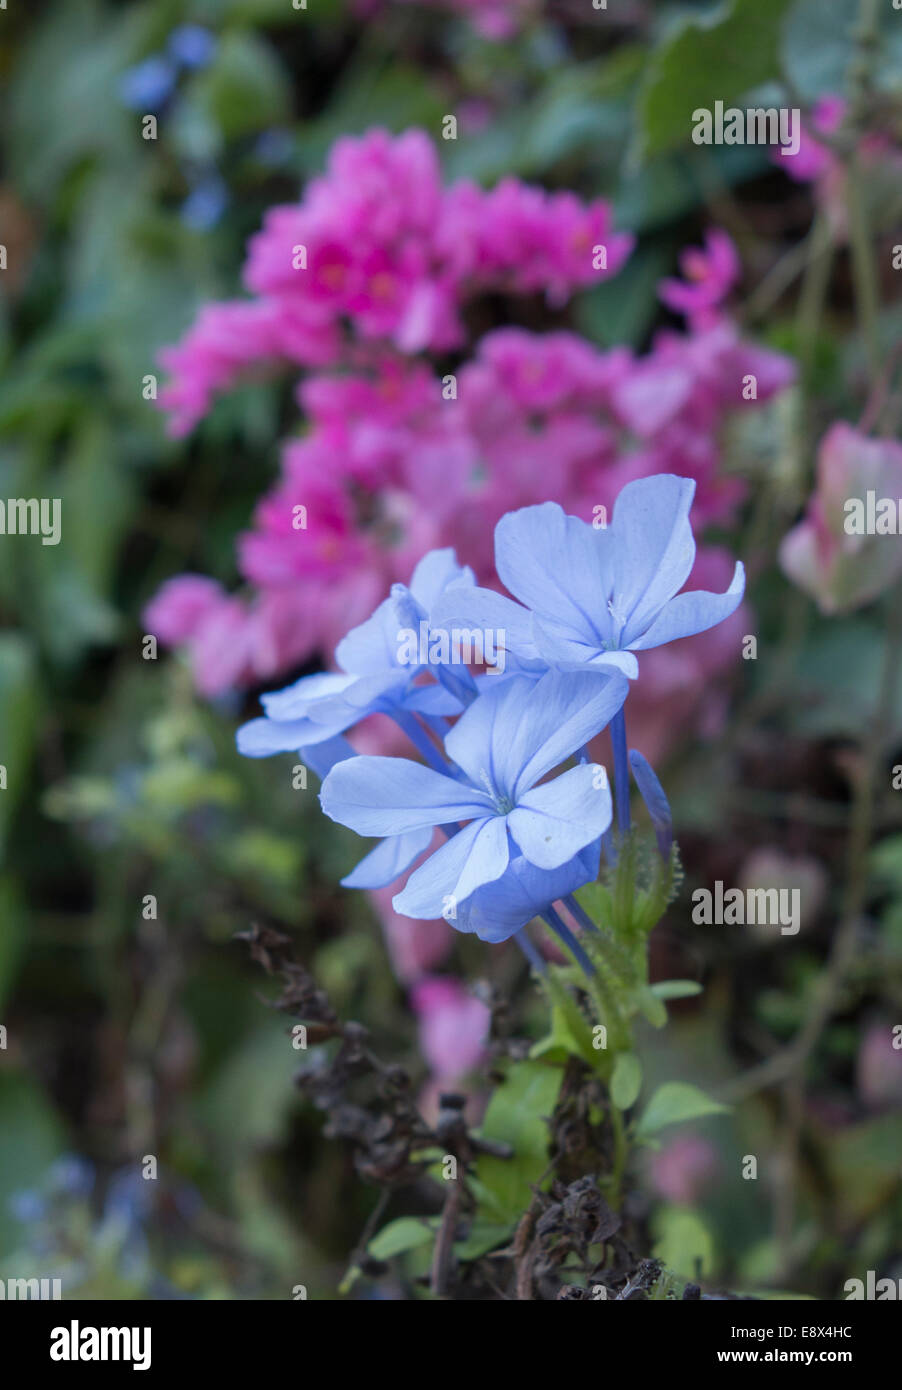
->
509 670 628 798
629 560 745 650
402 682 466 716
332 670 412 713
334 596 405 675
341 827 434 889
452 842 601 943
507 764 612 869
408 547 475 611
613 475 696 644
495 502 615 646
531 619 640 679
320 756 494 836
430 586 541 665
300 735 357 779
261 671 357 719
237 714 350 756
443 669 627 803
392 819 499 919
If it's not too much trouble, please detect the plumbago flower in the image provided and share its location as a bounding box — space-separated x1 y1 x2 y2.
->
237 547 475 758
432 473 744 834
320 668 626 932
432 474 745 682
239 472 744 977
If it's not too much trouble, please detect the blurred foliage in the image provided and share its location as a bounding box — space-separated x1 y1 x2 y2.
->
0 0 900 1298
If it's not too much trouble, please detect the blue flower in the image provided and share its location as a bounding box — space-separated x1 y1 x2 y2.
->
449 841 602 943
8 1189 46 1224
237 548 475 759
432 475 744 680
293 735 434 892
167 25 217 70
119 56 176 112
254 129 295 168
181 175 228 231
320 668 627 921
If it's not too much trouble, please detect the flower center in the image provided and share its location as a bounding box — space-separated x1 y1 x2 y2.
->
478 766 513 815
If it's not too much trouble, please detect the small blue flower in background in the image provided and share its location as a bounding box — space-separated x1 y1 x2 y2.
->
254 129 296 169
237 548 475 759
320 668 626 926
119 56 176 112
432 475 745 680
8 1189 46 1224
49 1154 95 1199
167 25 218 70
181 174 229 231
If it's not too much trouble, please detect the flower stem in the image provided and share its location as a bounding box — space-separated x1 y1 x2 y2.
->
390 711 449 773
562 893 599 934
610 707 631 837
541 906 595 978
515 929 547 975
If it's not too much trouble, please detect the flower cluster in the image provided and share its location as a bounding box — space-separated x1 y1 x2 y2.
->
148 316 788 696
159 128 632 436
390 0 537 40
238 474 745 957
773 94 902 238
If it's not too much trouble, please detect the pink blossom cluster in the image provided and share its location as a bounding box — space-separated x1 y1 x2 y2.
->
160 129 632 437
775 94 902 238
356 0 536 41
149 321 793 695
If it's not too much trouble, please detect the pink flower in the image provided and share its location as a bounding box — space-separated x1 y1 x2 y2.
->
776 95 902 238
649 1134 721 1205
659 229 740 330
160 129 631 432
779 423 902 615
143 575 226 644
857 1023 902 1110
392 0 537 42
411 977 490 1080
781 95 845 184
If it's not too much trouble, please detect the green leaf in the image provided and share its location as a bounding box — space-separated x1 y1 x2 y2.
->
191 31 290 140
637 0 794 159
636 1082 730 1138
0 880 25 1015
453 1222 513 1261
651 980 703 1000
611 1053 643 1110
636 986 668 1029
0 635 38 865
0 1073 65 1251
652 1206 714 1280
822 1114 902 1223
368 1217 434 1262
529 1001 583 1063
575 881 613 931
474 1061 563 1222
576 243 672 350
